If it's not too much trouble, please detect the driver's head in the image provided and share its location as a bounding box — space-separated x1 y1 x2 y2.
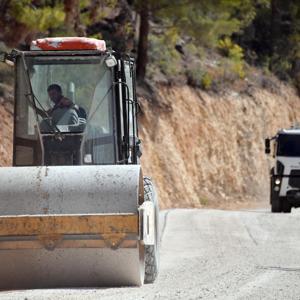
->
47 84 62 104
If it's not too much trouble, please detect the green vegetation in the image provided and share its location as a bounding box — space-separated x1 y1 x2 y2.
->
148 29 182 78
218 38 245 79
10 0 65 31
1 0 300 91
199 196 209 206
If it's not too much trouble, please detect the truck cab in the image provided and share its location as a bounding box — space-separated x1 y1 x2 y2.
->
265 127 300 212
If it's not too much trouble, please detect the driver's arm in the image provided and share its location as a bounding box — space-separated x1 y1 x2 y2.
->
35 106 51 118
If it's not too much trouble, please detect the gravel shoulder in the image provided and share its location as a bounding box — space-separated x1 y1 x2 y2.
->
1 208 300 299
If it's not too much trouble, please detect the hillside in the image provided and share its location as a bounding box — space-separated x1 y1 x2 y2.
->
1 1 300 209
1 76 299 208
139 82 300 209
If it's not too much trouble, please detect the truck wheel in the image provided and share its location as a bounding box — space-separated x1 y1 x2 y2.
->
281 200 291 213
271 197 281 213
143 177 159 284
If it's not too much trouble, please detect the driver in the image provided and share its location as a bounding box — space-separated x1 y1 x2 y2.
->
46 84 78 125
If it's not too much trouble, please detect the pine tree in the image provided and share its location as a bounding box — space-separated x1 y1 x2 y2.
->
133 0 257 80
0 0 65 47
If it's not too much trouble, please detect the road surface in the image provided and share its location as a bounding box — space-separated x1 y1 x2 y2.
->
1 208 300 299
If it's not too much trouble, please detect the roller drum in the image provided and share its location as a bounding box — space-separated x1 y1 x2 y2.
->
0 165 145 288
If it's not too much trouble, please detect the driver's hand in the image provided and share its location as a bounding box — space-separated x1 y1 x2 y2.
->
60 97 72 107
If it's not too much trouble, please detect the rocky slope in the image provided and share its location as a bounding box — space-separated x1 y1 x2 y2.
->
1 80 300 209
0 83 13 167
139 82 300 208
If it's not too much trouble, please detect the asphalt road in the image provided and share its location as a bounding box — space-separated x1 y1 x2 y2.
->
1 208 300 299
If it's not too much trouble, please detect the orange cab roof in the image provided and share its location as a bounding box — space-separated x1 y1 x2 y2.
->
31 37 106 51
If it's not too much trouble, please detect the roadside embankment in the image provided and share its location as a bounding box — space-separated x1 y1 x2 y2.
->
139 83 300 208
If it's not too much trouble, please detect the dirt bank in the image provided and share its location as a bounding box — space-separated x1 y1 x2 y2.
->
0 84 13 167
139 83 300 209
1 82 300 209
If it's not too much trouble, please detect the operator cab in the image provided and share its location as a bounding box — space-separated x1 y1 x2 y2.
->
7 37 139 166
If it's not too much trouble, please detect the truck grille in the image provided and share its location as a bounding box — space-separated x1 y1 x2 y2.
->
289 170 300 188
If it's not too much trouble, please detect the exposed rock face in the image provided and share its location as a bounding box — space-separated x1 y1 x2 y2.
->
0 102 13 167
1 82 300 209
139 84 300 209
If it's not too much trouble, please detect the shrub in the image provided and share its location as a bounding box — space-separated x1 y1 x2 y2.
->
218 37 244 61
201 73 213 90
186 63 213 90
148 29 182 78
218 37 245 79
0 64 14 85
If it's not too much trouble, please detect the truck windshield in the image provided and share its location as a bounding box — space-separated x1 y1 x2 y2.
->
277 134 300 156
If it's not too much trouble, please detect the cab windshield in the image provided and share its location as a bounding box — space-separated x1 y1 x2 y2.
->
277 134 300 157
27 56 112 132
14 55 116 166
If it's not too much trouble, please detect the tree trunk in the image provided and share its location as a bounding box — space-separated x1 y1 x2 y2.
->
64 0 84 36
270 0 280 67
136 1 149 81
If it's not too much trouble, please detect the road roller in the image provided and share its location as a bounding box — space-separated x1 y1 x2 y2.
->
0 37 159 288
